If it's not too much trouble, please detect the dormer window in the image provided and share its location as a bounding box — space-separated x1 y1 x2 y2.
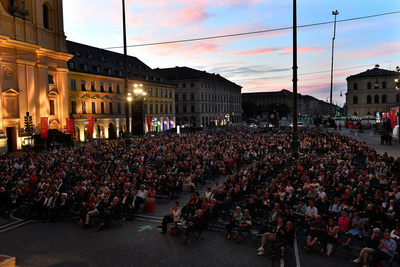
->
118 70 123 77
118 61 123 66
87 53 94 60
128 63 132 68
100 56 106 62
69 61 75 69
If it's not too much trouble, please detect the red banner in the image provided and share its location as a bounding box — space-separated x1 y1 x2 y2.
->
88 117 94 134
40 117 48 138
66 118 74 135
389 110 397 129
146 116 152 131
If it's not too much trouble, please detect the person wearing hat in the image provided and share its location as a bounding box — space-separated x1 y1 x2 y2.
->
226 206 243 240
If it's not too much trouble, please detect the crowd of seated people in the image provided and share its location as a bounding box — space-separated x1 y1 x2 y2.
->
0 127 268 226
0 125 399 265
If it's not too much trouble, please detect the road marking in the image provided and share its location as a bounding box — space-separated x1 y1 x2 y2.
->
134 218 162 223
135 214 163 220
0 220 23 230
0 220 33 234
294 236 300 267
139 225 152 232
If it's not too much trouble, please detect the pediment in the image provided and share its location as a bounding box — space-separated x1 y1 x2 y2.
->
2 88 19 95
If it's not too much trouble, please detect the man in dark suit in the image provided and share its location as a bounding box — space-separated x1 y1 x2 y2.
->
181 209 205 243
84 195 105 229
98 197 121 231
120 189 132 220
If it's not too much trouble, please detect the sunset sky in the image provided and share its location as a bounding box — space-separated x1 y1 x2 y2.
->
62 0 400 106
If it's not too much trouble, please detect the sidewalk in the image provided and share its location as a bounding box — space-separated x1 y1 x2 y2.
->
326 127 400 158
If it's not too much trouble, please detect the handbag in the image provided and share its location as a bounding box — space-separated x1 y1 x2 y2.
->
170 227 179 236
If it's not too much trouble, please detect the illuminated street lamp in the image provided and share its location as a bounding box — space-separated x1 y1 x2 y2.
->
131 84 146 136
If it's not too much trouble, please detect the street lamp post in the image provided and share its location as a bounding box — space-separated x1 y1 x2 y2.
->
131 84 146 136
329 10 339 117
122 0 132 145
291 0 300 158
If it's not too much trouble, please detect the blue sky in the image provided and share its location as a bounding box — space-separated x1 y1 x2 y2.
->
63 0 400 106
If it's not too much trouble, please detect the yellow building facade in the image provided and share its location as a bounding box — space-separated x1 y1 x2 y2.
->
66 41 176 141
0 0 71 152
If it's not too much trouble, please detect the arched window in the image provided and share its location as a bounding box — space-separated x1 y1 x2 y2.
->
353 83 358 90
374 95 379 103
382 81 387 89
353 96 358 104
43 4 50 29
367 95 372 104
382 95 387 104
367 82 371 89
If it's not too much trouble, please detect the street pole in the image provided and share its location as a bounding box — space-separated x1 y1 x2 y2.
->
122 0 132 145
291 0 299 159
396 78 400 143
329 10 339 117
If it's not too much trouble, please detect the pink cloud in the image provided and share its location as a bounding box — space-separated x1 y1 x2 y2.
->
229 48 277 56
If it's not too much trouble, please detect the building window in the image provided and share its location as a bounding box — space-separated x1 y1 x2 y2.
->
118 70 123 77
183 105 187 113
96 66 101 73
69 61 74 69
92 102 96 114
70 79 76 91
109 103 113 114
49 100 55 115
183 83 186 88
367 95 372 104
91 81 95 92
160 89 162 97
382 95 387 104
148 88 152 97
155 89 158 97
48 75 54 84
83 64 88 71
353 83 358 90
175 94 178 101
202 94 204 101
367 82 371 89
71 101 76 114
81 80 86 91
382 81 387 89
116 84 120 94
108 84 112 93
100 82 104 92
108 68 112 75
160 104 163 113
191 94 195 101
82 101 87 114
183 94 186 101
150 104 153 114
101 103 105 114
170 105 172 113
169 90 172 98
117 103 121 114
353 96 358 104
43 4 50 29
191 105 195 112
164 89 167 98
155 104 158 114
374 95 379 103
